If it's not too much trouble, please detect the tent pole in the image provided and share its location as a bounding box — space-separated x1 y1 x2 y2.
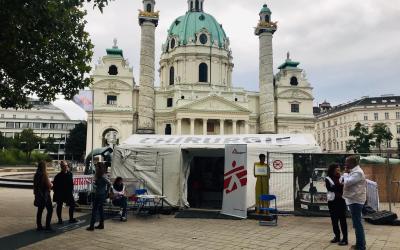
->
162 158 164 208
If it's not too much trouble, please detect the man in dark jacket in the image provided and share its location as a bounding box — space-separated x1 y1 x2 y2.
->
53 161 78 224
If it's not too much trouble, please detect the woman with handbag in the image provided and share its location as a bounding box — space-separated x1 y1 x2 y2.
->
326 163 348 246
33 161 54 232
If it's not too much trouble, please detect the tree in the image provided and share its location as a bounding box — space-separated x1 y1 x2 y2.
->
371 123 394 155
0 0 112 109
346 123 375 154
44 137 58 154
65 122 87 161
17 129 41 161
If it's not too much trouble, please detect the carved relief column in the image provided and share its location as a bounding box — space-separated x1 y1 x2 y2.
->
220 119 225 135
203 119 208 135
232 119 237 135
190 118 195 135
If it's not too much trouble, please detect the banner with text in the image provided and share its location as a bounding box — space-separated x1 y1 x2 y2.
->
222 144 248 219
73 175 93 196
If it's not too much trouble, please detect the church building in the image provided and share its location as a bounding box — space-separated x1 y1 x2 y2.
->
86 0 315 152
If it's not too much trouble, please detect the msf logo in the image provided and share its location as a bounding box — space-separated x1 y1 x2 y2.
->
232 148 246 154
224 160 247 194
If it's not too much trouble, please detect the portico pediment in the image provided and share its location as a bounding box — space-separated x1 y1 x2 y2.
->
177 95 250 114
277 89 313 100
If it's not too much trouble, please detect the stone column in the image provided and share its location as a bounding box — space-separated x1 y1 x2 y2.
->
245 121 250 134
203 119 208 135
190 118 195 135
255 16 277 134
137 8 159 134
220 119 225 135
177 119 182 135
232 120 237 135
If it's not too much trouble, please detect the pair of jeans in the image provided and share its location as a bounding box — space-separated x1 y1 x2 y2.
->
56 199 75 221
37 198 53 229
328 199 348 241
349 203 366 250
113 197 128 218
90 195 105 227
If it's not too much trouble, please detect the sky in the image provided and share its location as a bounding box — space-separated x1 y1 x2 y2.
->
54 0 400 120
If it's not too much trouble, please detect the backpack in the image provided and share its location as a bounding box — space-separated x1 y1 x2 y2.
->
326 177 335 202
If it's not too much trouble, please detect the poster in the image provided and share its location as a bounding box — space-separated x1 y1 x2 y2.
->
73 175 93 198
293 154 350 216
222 144 247 219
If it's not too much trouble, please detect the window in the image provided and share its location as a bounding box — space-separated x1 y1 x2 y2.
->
374 113 379 121
336 130 339 138
328 121 331 127
165 124 172 135
385 112 389 120
341 142 344 150
181 96 185 100
364 114 368 121
169 67 175 85
199 63 208 82
322 132 326 141
291 103 299 113
264 15 270 22
397 125 400 134
6 122 14 128
167 98 173 107
199 34 208 45
108 65 118 75
107 95 117 105
146 3 152 12
195 0 199 11
34 123 41 129
290 76 298 86
170 39 176 49
397 112 400 119
0 114 4 118
322 122 325 128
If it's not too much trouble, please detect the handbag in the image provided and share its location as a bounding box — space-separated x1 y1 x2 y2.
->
326 177 335 201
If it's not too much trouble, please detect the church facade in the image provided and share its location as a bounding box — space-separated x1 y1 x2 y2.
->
86 0 315 152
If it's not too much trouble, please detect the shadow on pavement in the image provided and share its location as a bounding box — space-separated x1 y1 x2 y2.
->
0 214 92 249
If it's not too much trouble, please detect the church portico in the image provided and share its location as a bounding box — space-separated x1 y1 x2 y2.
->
174 116 249 135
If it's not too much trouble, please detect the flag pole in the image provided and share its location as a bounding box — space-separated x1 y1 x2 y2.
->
91 90 94 171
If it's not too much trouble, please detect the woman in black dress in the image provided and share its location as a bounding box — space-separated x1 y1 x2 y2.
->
326 163 348 246
33 161 53 231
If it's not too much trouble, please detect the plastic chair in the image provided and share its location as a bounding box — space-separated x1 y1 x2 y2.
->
258 194 278 226
134 188 150 215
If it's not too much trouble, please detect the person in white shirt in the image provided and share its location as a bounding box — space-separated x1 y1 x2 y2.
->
340 156 366 250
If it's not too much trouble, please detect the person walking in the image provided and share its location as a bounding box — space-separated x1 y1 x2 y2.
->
326 163 348 246
111 177 128 222
341 156 367 250
53 161 78 224
33 161 54 232
87 162 110 231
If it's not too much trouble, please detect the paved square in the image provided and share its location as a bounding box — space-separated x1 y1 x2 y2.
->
0 188 399 250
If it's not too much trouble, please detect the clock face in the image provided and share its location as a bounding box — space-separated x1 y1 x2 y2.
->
170 38 176 49
199 34 208 45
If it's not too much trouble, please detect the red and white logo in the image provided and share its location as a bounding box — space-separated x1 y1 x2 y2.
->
273 160 284 170
223 160 247 194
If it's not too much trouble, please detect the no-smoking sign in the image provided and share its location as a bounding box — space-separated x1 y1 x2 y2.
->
273 160 284 170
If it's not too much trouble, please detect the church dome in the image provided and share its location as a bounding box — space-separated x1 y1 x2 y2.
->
166 11 228 49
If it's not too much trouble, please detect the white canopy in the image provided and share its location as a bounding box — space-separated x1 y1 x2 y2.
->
112 134 321 209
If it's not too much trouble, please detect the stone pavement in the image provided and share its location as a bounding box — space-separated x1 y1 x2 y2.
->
0 188 399 250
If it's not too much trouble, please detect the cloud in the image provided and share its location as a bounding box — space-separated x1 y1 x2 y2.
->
58 0 400 119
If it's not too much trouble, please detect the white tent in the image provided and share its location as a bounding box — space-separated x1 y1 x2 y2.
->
112 134 321 211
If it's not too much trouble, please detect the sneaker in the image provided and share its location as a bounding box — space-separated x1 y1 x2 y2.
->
86 226 94 231
94 224 104 229
338 240 348 246
69 218 78 223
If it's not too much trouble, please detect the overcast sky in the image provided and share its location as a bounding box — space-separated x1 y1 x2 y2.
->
55 0 400 120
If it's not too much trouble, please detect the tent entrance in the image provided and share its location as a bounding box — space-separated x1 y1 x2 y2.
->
188 155 224 209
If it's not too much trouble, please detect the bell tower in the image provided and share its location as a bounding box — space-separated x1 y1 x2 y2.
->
137 0 159 134
255 4 277 134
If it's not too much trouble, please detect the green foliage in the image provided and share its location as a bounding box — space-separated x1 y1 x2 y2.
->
65 122 87 161
0 0 112 109
0 149 50 165
17 129 41 160
346 123 375 154
371 123 394 155
44 137 58 154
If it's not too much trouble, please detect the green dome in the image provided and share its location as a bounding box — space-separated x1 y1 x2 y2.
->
260 4 271 14
167 12 228 48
